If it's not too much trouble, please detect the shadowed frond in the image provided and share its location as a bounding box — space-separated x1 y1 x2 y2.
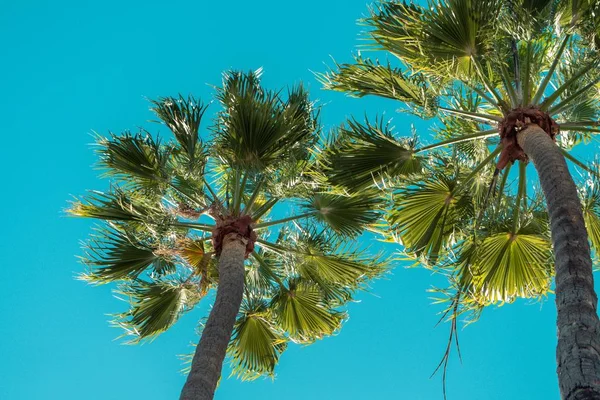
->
321 118 422 191
303 192 382 237
114 280 201 342
80 224 174 284
150 95 208 161
214 70 318 172
96 132 171 190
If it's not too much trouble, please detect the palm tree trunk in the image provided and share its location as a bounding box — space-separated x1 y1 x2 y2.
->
180 233 247 400
517 124 600 400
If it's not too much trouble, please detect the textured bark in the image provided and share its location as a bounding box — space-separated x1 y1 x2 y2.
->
518 124 600 400
180 233 247 400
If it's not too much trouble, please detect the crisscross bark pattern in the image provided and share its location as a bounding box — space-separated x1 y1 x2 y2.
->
518 125 600 400
180 233 247 400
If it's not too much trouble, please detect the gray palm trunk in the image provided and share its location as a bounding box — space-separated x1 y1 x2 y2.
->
518 125 600 400
180 233 247 400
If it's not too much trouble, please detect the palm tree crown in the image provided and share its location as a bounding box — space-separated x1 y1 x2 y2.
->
320 0 600 318
318 0 600 397
69 69 385 382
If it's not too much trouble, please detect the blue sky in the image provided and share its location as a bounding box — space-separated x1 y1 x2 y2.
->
0 1 589 399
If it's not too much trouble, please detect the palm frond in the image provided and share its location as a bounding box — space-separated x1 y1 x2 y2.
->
317 57 438 118
390 173 474 265
213 70 318 172
68 188 167 224
150 95 208 162
303 192 382 237
113 280 201 342
368 0 502 75
271 279 345 343
228 297 287 380
581 163 600 261
321 117 422 191
459 230 553 304
80 224 174 284
96 132 171 191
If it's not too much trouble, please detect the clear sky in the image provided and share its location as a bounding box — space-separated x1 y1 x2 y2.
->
1 1 592 399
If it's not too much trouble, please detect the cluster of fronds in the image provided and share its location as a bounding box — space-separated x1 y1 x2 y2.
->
70 69 388 380
317 0 600 394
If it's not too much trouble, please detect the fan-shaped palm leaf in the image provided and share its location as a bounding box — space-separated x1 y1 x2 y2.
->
317 57 438 117
214 70 318 172
390 174 474 264
150 95 207 162
303 192 382 237
228 298 287 380
458 231 553 304
271 279 345 343
97 132 171 191
114 280 201 341
321 117 422 191
80 224 173 284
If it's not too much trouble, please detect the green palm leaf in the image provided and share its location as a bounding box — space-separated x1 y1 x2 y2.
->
459 230 553 304
228 298 287 380
71 70 386 386
271 279 345 343
114 280 201 341
322 118 423 191
317 57 438 117
303 192 382 237
97 132 171 190
150 95 207 162
80 224 174 284
69 188 161 223
368 0 501 75
214 69 318 172
390 174 474 265
581 166 600 260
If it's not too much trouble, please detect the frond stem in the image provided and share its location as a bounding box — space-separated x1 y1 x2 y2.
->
254 211 317 230
233 170 248 216
559 148 599 177
459 79 503 111
173 222 214 232
531 35 570 105
203 178 224 211
548 76 600 115
252 251 285 287
494 162 512 217
499 62 519 108
512 161 527 234
523 41 532 105
512 39 522 103
242 175 266 215
439 107 502 123
414 129 499 153
470 56 504 106
252 198 279 221
560 121 600 127
540 62 598 111
560 127 600 133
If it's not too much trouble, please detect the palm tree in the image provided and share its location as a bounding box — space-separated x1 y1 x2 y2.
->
318 1 600 398
69 69 385 400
